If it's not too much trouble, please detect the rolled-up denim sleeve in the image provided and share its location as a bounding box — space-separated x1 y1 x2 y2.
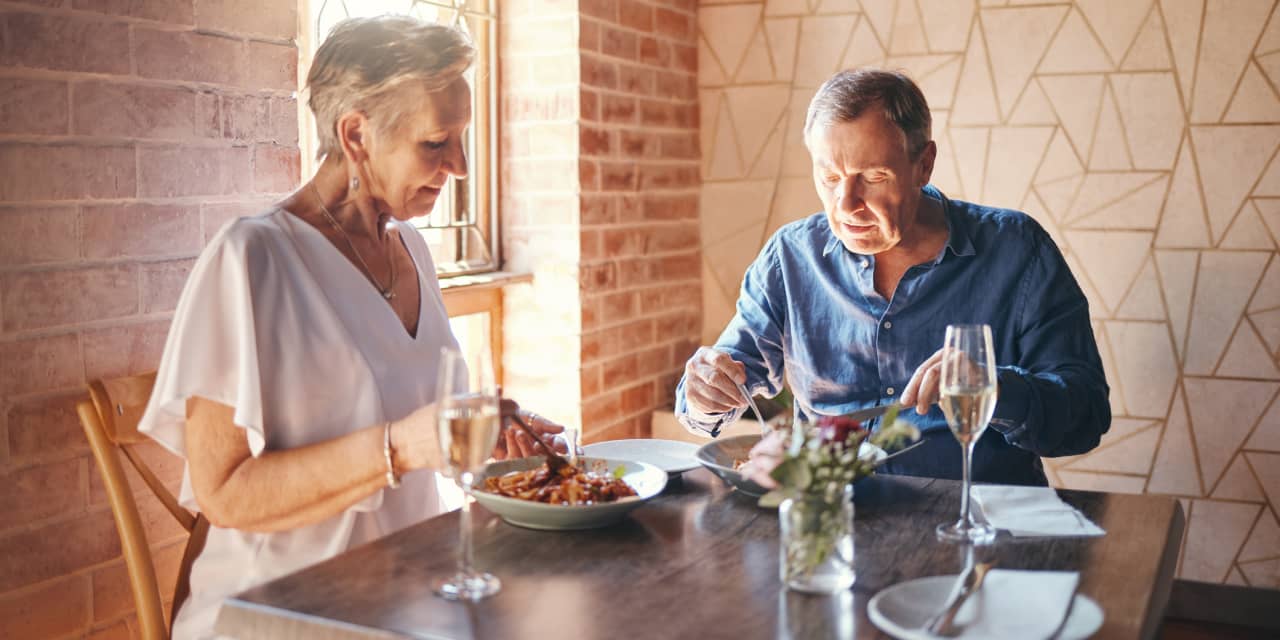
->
675 237 789 436
988 229 1111 456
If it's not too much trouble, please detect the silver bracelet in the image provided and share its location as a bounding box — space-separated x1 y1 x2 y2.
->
382 421 400 489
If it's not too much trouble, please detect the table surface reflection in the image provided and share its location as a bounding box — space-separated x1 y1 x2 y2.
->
217 471 1183 640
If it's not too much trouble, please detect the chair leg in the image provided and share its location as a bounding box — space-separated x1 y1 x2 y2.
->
170 514 211 633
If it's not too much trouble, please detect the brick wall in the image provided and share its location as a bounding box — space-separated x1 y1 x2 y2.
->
498 0 584 437
578 0 701 442
0 1 299 637
501 0 701 443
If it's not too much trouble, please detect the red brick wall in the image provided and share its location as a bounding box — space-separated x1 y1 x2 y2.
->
578 0 701 441
498 0 584 436
501 0 701 443
0 1 298 637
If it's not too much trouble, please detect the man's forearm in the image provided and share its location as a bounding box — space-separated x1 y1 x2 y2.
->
988 365 1110 457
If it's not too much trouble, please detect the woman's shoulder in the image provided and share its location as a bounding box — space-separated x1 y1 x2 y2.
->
209 208 291 246
203 208 298 264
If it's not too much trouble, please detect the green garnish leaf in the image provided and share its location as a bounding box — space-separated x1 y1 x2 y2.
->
758 490 786 508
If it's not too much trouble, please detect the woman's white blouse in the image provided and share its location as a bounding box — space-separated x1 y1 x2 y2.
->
138 209 457 638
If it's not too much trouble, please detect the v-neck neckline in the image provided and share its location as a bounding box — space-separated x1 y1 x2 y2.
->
278 210 426 341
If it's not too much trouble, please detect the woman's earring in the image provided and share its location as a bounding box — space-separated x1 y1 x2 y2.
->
350 176 360 192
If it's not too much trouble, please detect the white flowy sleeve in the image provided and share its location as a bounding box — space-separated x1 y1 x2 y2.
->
138 223 269 459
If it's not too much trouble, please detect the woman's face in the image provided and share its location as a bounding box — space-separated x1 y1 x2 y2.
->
363 77 471 221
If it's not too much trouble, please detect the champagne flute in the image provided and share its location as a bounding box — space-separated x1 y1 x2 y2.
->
935 324 998 544
434 347 502 601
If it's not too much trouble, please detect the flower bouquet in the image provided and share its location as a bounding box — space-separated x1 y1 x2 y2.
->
759 407 920 592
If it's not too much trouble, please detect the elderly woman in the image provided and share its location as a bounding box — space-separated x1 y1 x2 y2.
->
138 16 560 638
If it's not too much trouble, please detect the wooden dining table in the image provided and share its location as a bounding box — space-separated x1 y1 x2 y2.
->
215 470 1184 639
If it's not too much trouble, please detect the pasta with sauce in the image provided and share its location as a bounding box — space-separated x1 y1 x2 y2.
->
482 462 638 505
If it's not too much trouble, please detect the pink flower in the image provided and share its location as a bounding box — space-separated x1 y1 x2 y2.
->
815 416 866 446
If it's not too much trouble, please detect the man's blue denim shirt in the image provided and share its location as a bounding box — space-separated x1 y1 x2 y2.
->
676 186 1111 486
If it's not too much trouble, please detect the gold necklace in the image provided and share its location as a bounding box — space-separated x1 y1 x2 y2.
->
313 184 396 300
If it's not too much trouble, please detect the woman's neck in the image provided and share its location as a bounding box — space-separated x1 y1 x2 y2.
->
288 158 392 243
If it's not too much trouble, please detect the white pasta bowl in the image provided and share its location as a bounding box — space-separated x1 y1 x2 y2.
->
471 456 668 530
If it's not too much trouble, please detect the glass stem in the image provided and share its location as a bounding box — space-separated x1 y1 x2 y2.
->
459 473 474 577
959 440 974 526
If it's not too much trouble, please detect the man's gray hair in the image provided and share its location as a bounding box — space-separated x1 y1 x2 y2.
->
803 69 932 157
306 16 475 160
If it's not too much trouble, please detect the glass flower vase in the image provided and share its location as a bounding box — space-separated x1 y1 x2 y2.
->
778 485 855 593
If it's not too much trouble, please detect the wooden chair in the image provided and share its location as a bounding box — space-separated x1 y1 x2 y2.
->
77 372 209 640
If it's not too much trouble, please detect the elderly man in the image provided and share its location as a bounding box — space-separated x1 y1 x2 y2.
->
675 69 1109 486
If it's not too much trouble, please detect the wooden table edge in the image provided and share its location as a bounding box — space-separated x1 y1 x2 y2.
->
217 598 419 640
1137 497 1186 640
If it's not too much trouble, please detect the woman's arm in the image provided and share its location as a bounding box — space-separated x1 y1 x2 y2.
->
184 396 442 533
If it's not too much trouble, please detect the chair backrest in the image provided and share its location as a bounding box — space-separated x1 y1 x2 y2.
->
78 372 209 640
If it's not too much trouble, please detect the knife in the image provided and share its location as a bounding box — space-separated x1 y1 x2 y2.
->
872 438 926 468
925 561 993 636
842 404 927 467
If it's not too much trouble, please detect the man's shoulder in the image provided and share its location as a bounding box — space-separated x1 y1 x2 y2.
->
946 196 1051 249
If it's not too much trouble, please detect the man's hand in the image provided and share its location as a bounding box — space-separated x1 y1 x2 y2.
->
901 348 985 415
738 430 785 489
901 347 945 415
683 347 749 415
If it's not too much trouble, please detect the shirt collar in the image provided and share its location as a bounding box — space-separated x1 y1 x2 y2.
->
932 185 976 262
822 231 843 257
821 185 977 260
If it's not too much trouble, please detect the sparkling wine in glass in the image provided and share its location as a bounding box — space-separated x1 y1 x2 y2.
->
935 324 998 544
434 347 502 601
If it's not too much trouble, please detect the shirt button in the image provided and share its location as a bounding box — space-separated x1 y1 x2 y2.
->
860 259 869 268
886 387 896 395
883 320 892 329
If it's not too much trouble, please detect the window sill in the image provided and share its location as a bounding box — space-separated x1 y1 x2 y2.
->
438 270 532 292
439 271 532 318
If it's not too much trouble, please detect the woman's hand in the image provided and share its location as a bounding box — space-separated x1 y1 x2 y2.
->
493 399 567 460
389 403 444 472
738 430 785 489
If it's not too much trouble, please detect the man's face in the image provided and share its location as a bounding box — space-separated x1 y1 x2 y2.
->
807 110 935 255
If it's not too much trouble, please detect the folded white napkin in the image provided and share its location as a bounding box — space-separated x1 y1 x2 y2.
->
870 569 1084 640
972 485 1105 537
942 569 1081 639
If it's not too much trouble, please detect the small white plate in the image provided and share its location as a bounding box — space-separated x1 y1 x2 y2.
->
867 574 1104 640
583 439 701 475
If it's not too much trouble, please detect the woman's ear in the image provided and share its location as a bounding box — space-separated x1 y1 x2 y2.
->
335 110 371 166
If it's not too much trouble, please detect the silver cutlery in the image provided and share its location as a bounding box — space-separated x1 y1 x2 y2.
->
737 382 770 436
924 561 993 636
872 438 926 468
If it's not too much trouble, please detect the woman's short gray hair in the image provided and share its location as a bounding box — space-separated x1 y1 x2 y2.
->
803 68 932 157
307 15 475 159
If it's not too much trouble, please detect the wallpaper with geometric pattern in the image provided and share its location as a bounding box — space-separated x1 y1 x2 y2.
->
698 0 1280 587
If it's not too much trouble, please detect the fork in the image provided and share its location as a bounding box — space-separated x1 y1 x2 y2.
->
924 561 993 636
736 382 770 436
509 413 573 473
